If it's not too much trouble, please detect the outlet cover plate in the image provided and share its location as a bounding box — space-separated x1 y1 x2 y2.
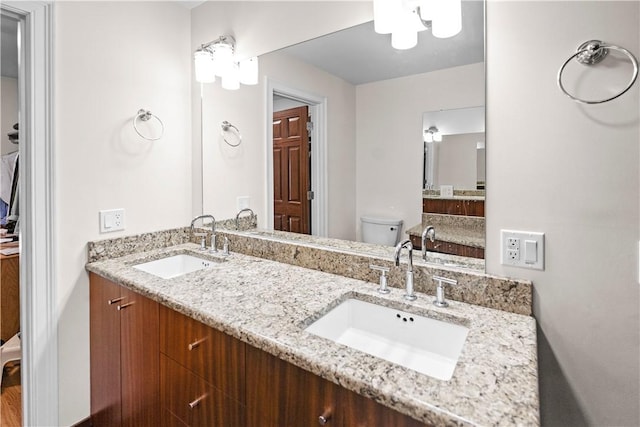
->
501 229 544 270
99 208 125 233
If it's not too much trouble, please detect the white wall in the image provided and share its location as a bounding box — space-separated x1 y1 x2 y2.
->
54 2 192 424
1 77 18 155
355 63 485 239
192 1 371 239
486 1 639 425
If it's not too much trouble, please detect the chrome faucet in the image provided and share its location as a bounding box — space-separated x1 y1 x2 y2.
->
235 208 255 230
394 239 417 301
421 225 436 260
190 214 217 252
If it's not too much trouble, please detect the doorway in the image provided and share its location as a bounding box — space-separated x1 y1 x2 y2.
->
1 2 57 426
265 79 328 237
0 12 22 425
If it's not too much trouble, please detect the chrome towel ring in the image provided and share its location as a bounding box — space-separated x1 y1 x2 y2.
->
221 120 242 147
133 109 164 141
558 40 639 105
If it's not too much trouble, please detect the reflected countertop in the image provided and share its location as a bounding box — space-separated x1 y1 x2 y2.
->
86 242 539 426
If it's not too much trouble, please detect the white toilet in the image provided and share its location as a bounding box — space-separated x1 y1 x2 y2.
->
360 216 403 246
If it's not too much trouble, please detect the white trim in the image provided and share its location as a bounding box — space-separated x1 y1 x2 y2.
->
265 78 328 237
2 2 58 426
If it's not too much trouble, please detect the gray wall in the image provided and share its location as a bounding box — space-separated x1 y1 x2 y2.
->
486 2 639 425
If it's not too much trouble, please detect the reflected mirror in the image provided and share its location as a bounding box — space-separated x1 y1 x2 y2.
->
202 0 485 268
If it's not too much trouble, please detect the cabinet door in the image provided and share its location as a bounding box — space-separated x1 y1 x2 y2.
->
245 346 337 427
161 355 245 427
90 273 122 427
159 305 245 403
340 387 429 427
119 286 160 427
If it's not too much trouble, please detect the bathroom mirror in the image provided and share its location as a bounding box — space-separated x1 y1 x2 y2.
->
423 106 486 192
200 0 486 269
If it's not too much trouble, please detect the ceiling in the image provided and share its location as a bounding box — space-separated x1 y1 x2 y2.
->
277 0 484 85
1 15 19 79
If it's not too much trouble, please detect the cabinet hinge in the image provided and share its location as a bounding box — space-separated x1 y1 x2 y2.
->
307 191 314 201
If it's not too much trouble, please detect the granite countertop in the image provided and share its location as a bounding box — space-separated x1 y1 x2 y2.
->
86 243 539 426
406 223 485 249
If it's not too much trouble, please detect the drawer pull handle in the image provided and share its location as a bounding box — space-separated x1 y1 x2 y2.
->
318 409 332 425
107 297 124 305
188 338 206 351
188 394 206 409
117 302 135 310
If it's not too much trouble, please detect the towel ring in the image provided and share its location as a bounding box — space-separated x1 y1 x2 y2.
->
221 121 242 147
133 109 164 141
558 40 639 105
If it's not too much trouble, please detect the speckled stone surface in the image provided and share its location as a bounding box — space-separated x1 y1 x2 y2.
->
216 229 531 316
406 214 485 249
86 243 539 426
423 189 486 200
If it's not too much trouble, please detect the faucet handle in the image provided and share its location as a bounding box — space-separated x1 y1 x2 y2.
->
432 276 457 307
370 264 390 294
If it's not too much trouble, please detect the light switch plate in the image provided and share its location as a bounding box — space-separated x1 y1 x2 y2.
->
99 209 125 233
501 229 544 270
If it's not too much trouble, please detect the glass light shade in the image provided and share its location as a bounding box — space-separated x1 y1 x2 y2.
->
392 26 418 50
194 50 215 83
432 0 461 38
212 42 235 77
424 132 434 143
221 63 240 90
374 0 399 34
418 0 433 21
239 57 259 85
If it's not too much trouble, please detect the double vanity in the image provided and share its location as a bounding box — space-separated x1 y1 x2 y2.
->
86 225 539 426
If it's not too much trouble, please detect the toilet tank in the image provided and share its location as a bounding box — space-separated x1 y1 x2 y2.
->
360 216 403 246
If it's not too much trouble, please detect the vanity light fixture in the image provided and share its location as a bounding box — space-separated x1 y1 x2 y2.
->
374 0 462 50
424 126 442 142
193 35 259 89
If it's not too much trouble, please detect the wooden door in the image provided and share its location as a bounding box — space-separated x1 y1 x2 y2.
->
90 273 123 427
119 286 160 427
273 106 310 234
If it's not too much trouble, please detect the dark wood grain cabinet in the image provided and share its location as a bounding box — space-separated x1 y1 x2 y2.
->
422 198 484 217
159 305 245 427
245 345 428 427
90 273 160 427
90 274 428 427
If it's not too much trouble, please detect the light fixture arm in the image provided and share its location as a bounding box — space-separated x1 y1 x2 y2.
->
415 6 433 31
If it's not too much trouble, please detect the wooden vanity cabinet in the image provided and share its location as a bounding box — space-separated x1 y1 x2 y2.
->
245 345 428 427
159 305 245 427
90 274 429 427
89 273 160 427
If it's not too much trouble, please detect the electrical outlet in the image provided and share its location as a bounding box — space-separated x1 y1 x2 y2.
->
501 229 544 270
507 237 520 250
100 209 125 233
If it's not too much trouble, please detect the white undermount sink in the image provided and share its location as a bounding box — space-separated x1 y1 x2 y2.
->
305 298 469 381
133 254 214 279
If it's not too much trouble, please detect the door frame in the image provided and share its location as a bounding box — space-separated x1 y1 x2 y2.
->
2 2 58 426
265 78 328 237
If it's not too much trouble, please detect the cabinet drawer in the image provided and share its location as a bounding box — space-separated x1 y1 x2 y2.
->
159 305 245 402
161 355 245 427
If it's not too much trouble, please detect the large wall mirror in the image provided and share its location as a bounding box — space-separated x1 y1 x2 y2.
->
200 0 485 270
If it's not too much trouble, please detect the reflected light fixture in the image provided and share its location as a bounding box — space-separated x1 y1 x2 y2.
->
424 126 442 142
374 0 462 50
193 35 259 89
